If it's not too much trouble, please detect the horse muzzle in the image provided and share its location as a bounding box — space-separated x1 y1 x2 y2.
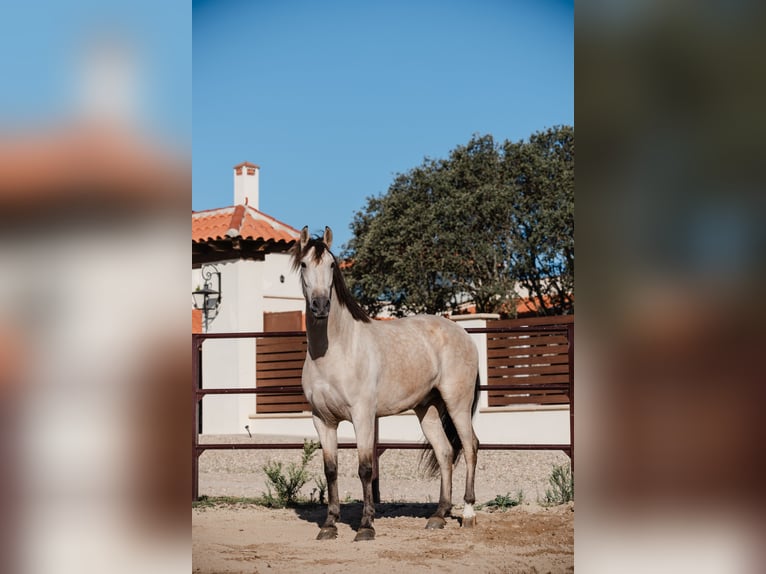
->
310 296 331 318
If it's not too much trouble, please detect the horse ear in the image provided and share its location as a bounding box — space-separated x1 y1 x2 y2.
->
300 226 309 249
323 226 333 250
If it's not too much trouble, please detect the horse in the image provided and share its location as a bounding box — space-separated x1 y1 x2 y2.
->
291 226 480 541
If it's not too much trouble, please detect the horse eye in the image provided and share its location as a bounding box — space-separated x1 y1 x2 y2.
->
300 262 306 269
330 261 335 268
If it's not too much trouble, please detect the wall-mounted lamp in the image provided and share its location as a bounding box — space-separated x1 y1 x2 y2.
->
192 264 222 332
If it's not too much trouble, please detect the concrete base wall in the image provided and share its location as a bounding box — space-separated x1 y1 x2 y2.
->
221 404 570 446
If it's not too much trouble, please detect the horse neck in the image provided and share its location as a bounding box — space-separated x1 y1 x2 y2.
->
305 290 355 359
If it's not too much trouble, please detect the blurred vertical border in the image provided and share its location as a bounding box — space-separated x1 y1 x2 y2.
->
0 1 189 573
576 1 766 572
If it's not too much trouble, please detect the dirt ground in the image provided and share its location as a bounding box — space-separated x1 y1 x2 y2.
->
193 436 573 572
192 502 574 573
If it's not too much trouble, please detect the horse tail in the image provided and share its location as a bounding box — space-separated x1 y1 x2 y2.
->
420 371 481 478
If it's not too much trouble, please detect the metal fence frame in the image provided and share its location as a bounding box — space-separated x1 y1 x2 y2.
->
192 322 574 502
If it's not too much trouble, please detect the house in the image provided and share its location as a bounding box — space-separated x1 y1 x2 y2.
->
192 162 304 330
193 162 304 433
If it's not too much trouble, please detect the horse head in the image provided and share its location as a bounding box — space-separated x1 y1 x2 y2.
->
295 226 335 319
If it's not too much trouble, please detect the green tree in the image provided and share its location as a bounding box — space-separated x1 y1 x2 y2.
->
343 127 573 317
502 126 574 315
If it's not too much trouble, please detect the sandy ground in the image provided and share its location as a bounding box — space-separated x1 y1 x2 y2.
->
193 502 573 573
193 435 574 573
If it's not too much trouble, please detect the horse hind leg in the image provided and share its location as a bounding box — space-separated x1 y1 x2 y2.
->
415 398 454 529
460 427 479 528
444 401 479 528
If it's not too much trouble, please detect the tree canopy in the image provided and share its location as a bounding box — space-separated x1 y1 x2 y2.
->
343 126 574 318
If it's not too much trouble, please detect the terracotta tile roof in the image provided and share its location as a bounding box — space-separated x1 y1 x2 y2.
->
0 123 188 212
515 294 573 316
192 204 300 244
233 161 260 169
516 296 549 316
453 295 560 318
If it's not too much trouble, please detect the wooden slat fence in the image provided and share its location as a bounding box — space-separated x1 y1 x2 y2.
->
486 316 573 407
254 335 310 414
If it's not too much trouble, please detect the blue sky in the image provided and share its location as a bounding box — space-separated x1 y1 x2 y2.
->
0 0 190 141
193 0 573 250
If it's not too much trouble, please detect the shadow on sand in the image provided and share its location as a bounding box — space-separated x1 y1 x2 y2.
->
292 501 462 531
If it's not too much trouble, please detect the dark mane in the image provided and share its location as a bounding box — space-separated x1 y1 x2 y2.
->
332 257 371 323
290 236 371 323
290 236 328 271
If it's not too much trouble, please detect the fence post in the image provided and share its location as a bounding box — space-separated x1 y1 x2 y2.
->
192 334 203 501
372 417 381 504
567 322 575 474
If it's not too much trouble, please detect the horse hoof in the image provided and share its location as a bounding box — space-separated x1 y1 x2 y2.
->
461 516 477 528
316 526 338 540
353 527 375 542
425 517 446 530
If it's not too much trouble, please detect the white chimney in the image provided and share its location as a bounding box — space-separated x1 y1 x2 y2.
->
233 161 259 208
76 36 141 126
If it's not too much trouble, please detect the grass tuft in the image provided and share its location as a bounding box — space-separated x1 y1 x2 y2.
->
261 439 321 507
542 463 574 505
479 490 524 511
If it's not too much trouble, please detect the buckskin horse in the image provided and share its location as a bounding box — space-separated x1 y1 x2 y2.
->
292 226 480 541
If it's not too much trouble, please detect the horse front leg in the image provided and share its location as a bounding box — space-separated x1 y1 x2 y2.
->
353 415 376 541
312 415 340 540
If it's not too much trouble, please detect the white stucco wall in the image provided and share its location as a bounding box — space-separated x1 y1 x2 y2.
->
194 252 304 434
243 407 570 445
